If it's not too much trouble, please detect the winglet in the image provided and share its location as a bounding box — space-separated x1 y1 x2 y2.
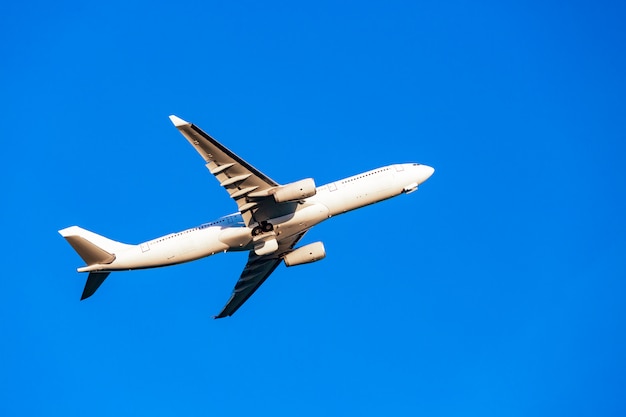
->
169 115 190 127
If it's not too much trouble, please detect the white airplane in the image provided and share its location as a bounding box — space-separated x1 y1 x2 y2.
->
59 115 434 318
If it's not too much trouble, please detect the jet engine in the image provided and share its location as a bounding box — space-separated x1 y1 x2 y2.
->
283 242 326 267
273 178 316 203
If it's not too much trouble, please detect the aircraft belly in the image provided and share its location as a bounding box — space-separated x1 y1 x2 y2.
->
272 203 330 238
356 186 399 207
169 228 229 262
219 226 254 251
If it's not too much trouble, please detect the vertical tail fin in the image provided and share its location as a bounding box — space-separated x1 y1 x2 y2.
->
82 272 110 300
58 226 130 264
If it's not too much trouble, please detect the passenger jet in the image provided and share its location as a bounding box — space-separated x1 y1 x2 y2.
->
59 115 434 318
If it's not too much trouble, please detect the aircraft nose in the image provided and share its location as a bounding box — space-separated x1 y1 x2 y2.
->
418 164 435 184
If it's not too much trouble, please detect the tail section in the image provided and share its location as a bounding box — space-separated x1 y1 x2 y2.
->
58 226 132 300
59 229 116 266
59 226 131 264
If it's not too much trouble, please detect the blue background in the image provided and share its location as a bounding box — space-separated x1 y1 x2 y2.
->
2 1 625 415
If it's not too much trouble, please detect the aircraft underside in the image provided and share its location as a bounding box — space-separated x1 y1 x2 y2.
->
59 115 434 318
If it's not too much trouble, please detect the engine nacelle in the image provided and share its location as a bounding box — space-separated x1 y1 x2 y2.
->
283 242 326 267
273 178 316 203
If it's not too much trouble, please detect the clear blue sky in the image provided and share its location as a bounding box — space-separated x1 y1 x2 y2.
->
1 1 625 416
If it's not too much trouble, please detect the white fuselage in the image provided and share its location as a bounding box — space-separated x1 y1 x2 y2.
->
78 163 432 273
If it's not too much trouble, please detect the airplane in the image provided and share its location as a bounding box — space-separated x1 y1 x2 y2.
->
59 115 434 318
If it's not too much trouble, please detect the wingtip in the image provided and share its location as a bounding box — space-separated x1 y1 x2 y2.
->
169 114 190 127
58 226 78 237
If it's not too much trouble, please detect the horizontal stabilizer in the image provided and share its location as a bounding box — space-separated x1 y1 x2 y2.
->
81 272 110 300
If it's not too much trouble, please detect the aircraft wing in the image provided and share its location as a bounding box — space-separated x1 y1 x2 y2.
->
169 115 289 226
214 232 307 318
